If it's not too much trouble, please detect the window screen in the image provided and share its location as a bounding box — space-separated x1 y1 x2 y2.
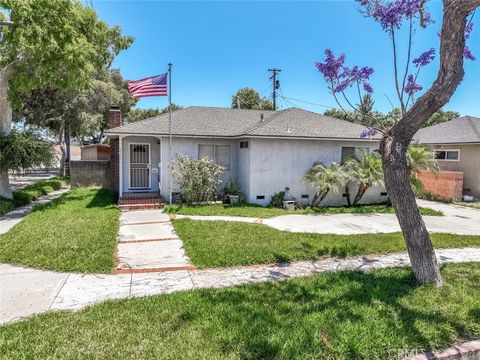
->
199 145 214 160
341 147 355 164
435 150 459 160
198 144 230 169
446 151 459 160
215 145 230 169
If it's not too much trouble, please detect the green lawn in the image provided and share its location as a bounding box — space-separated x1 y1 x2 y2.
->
0 176 69 216
174 219 480 268
0 187 119 273
165 203 442 218
1 263 480 359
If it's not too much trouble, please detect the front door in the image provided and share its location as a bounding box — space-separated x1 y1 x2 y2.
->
129 143 151 189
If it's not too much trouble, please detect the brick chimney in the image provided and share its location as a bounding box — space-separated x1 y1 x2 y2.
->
108 105 122 129
108 105 121 195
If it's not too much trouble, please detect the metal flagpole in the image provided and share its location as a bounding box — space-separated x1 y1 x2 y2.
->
168 63 173 204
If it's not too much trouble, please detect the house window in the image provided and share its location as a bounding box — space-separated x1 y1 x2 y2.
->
240 141 249 149
198 144 230 169
341 146 369 164
434 150 460 161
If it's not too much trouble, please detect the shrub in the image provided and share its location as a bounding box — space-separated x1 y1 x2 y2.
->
171 155 224 203
269 192 285 208
0 131 53 174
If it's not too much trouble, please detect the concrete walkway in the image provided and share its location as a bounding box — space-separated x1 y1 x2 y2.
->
175 199 480 235
116 209 194 272
0 187 71 235
2 247 480 324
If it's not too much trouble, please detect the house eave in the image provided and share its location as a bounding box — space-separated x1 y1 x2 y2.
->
105 131 381 142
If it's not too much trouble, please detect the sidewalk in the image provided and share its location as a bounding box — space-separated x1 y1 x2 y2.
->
2 247 480 324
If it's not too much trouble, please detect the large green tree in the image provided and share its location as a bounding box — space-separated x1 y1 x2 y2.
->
0 0 132 198
231 87 274 110
325 106 460 129
126 104 183 123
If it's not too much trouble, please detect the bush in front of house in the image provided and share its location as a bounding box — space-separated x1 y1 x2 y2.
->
171 155 224 203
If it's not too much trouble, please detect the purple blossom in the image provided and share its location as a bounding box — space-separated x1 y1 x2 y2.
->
316 50 374 94
363 83 373 93
413 48 435 67
315 49 346 82
360 129 378 138
464 46 476 61
357 0 432 32
404 74 422 96
464 22 475 61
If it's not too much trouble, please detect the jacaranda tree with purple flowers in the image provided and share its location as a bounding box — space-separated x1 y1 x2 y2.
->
316 0 479 286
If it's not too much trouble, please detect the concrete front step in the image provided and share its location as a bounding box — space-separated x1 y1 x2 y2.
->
119 203 163 211
118 193 166 211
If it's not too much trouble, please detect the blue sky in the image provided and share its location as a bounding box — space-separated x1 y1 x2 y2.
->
93 1 479 116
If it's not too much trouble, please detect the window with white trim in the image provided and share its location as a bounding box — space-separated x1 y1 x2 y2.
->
434 149 460 161
198 144 231 169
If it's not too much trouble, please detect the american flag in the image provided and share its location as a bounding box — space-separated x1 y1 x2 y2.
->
128 73 168 98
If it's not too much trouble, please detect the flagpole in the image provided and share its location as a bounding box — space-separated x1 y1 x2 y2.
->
168 63 172 204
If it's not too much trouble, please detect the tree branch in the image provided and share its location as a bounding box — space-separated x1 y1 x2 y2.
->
391 29 406 115
393 0 480 140
401 18 414 104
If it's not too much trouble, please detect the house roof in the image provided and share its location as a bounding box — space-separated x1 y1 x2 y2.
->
414 116 480 144
106 106 380 141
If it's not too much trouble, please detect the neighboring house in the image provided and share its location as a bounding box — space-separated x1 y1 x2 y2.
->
415 116 480 199
105 106 386 206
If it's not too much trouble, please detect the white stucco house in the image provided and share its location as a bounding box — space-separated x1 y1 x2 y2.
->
105 106 386 206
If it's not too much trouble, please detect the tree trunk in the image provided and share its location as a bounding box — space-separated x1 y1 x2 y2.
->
311 189 329 208
344 184 352 207
0 65 14 199
64 121 71 176
381 135 443 286
352 183 369 206
374 0 480 286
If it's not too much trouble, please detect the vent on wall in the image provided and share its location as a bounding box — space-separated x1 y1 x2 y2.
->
301 194 309 199
256 195 265 200
381 192 388 196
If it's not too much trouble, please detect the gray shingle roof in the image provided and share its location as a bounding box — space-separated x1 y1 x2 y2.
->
414 116 480 144
106 106 380 140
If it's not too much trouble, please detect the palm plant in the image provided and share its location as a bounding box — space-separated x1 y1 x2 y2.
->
406 144 439 193
344 150 383 206
304 162 348 207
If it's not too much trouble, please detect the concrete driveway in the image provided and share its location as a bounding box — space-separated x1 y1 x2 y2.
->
261 199 480 235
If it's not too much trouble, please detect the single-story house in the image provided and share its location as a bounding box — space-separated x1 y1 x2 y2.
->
105 106 386 206
415 116 480 199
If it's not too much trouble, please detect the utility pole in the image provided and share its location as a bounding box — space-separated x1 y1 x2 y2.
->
268 68 281 111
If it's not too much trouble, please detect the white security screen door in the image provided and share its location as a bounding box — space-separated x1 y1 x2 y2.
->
129 144 150 189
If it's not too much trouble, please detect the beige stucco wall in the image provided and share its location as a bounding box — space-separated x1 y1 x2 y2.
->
248 138 385 206
430 144 480 199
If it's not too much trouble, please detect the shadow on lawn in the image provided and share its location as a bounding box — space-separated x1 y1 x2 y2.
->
31 188 116 213
190 268 470 359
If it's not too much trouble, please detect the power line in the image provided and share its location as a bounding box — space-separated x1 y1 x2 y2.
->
279 95 335 110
